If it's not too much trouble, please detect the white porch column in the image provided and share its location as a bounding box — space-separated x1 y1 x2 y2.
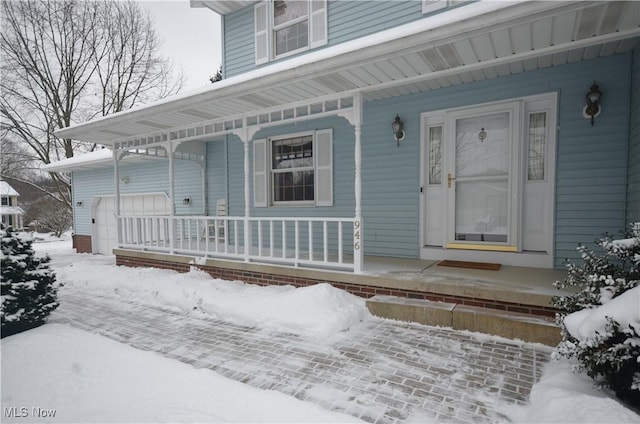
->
353 92 363 273
113 150 121 247
232 122 260 263
168 142 176 254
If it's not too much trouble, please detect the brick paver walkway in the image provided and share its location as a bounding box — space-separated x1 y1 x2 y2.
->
50 292 550 424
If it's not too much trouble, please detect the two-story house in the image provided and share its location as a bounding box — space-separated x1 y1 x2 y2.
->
0 180 25 230
47 1 640 327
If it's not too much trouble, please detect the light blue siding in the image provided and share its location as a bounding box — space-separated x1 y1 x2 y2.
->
213 53 633 264
72 159 204 235
223 6 255 78
360 54 632 264
206 139 228 215
328 1 421 45
73 53 634 268
628 47 640 225
224 0 450 78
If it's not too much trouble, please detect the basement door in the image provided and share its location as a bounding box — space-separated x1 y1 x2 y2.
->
421 94 557 267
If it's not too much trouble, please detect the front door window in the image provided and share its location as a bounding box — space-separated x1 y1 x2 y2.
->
453 112 510 243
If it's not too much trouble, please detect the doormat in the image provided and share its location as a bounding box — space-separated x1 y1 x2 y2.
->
437 260 501 271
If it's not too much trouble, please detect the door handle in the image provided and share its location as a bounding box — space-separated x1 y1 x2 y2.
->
448 173 455 188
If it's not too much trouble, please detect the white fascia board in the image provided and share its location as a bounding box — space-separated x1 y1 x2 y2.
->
42 149 113 172
54 0 574 142
189 0 254 15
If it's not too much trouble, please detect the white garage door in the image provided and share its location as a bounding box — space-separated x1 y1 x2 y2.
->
93 194 170 255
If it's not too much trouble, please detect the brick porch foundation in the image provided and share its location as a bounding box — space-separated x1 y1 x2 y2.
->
72 234 92 253
115 251 558 318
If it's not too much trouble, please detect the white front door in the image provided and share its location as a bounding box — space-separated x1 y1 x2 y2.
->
447 102 520 250
421 94 557 267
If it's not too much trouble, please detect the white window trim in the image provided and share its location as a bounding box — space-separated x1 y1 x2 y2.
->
270 131 315 207
422 0 448 14
254 129 333 208
255 0 327 64
419 92 558 268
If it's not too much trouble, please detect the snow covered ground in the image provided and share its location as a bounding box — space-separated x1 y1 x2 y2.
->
1 232 638 423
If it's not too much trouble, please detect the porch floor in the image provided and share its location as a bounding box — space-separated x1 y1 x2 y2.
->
116 249 571 316
361 256 568 299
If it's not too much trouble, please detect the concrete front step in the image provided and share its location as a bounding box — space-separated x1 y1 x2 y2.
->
366 295 561 346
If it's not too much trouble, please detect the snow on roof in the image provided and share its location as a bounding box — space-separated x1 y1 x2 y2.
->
0 181 20 197
42 149 113 172
55 0 518 138
0 206 25 216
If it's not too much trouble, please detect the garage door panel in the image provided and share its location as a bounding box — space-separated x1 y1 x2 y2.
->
93 193 169 255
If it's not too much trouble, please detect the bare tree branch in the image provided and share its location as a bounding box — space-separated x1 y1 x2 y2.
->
0 0 184 212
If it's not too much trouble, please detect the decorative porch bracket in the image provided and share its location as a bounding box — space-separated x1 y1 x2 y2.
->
112 93 364 273
111 95 355 153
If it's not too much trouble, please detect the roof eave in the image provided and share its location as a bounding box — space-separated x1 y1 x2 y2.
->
54 0 530 143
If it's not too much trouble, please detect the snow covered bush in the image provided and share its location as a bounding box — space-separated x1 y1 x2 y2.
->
1 225 60 338
552 223 640 409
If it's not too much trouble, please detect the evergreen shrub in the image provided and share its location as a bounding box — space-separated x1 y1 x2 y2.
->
1 225 60 337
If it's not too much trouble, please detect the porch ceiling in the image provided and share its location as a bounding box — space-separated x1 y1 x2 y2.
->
56 1 640 147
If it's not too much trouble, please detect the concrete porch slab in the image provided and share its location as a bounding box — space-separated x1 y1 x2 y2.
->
114 249 571 319
366 294 562 346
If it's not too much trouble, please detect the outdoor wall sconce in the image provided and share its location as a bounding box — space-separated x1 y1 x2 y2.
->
391 114 405 147
183 197 191 206
478 127 487 142
583 81 602 126
75 201 83 207
120 176 130 184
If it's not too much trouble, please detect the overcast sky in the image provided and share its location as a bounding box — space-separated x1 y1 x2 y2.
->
140 1 223 92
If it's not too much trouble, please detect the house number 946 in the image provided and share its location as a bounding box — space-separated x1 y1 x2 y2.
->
354 220 361 251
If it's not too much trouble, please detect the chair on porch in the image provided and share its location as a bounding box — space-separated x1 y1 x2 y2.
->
202 198 226 244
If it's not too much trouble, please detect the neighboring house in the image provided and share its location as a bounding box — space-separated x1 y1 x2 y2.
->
47 1 640 320
0 180 25 230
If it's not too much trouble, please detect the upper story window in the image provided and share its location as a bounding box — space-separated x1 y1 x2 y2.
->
255 0 327 65
422 1 467 15
1 197 9 206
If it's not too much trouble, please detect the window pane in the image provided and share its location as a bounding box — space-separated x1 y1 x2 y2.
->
455 180 508 243
272 135 314 203
456 112 509 178
428 126 442 185
528 112 546 181
274 1 308 26
275 20 308 56
272 136 313 169
273 170 314 202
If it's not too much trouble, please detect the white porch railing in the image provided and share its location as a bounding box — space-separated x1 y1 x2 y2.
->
117 215 356 271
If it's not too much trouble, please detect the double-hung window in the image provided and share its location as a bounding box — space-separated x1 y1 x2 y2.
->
255 0 327 64
253 129 333 207
272 135 315 203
